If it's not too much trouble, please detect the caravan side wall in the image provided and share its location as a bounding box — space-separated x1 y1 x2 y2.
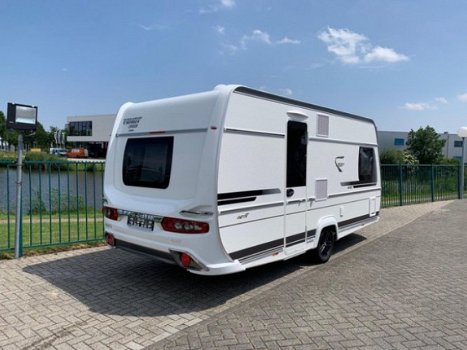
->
217 90 380 266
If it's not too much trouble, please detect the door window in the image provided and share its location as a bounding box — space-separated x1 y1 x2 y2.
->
286 121 307 187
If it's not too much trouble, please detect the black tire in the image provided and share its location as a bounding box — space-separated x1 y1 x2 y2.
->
311 228 335 263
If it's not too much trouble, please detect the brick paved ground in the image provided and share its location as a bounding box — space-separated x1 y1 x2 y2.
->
152 200 467 350
0 200 462 349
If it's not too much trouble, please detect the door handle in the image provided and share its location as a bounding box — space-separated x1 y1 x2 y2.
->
286 198 307 205
286 189 294 197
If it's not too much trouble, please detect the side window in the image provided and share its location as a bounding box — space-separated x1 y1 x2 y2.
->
286 121 307 187
358 147 376 185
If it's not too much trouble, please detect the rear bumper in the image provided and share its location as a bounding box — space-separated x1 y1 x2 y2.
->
106 234 245 276
114 239 177 265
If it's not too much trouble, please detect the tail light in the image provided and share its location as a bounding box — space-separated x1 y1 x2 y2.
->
161 217 209 234
103 206 119 221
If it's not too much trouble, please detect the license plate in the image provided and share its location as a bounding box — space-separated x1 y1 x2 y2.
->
127 213 155 230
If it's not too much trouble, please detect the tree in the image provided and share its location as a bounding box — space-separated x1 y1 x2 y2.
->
0 111 19 148
1 111 57 150
406 126 445 164
380 149 405 164
23 122 54 150
380 149 419 165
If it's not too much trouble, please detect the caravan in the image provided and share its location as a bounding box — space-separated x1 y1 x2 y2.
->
103 85 381 275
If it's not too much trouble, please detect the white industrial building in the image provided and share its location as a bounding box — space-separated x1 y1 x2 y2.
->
66 114 115 157
378 130 465 162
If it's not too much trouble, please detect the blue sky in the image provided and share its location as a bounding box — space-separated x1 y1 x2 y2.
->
1 0 467 133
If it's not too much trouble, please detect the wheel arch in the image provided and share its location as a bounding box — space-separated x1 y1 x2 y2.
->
315 216 338 242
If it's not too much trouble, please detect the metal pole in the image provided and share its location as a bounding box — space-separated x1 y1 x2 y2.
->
461 137 465 200
14 133 24 258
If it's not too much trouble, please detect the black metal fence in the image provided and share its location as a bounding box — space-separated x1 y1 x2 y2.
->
0 160 104 254
1 161 466 254
381 164 466 207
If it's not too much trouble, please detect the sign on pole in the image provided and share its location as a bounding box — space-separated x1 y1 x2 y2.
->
7 102 38 259
7 103 37 131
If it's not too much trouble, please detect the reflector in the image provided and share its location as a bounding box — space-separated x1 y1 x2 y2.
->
180 253 191 268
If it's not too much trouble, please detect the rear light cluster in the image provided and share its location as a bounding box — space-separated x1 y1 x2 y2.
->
103 206 209 234
103 206 119 220
161 217 209 234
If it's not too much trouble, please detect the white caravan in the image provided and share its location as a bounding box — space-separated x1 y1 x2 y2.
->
103 85 381 275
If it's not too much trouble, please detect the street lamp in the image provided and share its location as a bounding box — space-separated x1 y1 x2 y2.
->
7 102 38 259
457 126 467 199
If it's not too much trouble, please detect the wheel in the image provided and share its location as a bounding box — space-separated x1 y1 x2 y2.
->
312 228 335 263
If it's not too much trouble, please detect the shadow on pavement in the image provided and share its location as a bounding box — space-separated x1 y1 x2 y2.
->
23 233 365 318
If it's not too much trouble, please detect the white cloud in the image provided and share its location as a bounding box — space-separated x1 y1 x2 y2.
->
364 46 409 63
458 92 467 102
214 25 225 35
138 23 167 31
318 27 409 65
219 43 239 55
221 0 236 8
435 97 448 104
241 29 272 47
279 88 293 96
220 29 299 55
318 27 367 64
402 96 449 111
276 37 301 45
402 102 436 111
241 30 300 48
200 0 235 14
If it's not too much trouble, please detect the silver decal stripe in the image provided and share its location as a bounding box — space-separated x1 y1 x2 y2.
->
327 189 382 198
116 128 208 137
225 128 285 138
218 201 284 215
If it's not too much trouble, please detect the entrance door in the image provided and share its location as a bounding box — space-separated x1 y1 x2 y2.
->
284 120 308 255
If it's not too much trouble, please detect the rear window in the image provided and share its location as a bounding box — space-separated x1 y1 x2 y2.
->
122 137 174 189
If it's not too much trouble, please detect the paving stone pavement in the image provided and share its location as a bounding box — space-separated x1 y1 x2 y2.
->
0 200 461 349
150 200 467 350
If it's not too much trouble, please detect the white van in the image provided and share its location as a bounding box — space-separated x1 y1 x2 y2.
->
103 85 381 275
49 147 68 157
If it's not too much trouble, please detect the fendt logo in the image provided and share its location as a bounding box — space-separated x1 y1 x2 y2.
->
123 116 142 131
335 156 345 172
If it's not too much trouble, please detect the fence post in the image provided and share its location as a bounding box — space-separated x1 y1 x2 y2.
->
431 165 435 202
398 164 403 206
